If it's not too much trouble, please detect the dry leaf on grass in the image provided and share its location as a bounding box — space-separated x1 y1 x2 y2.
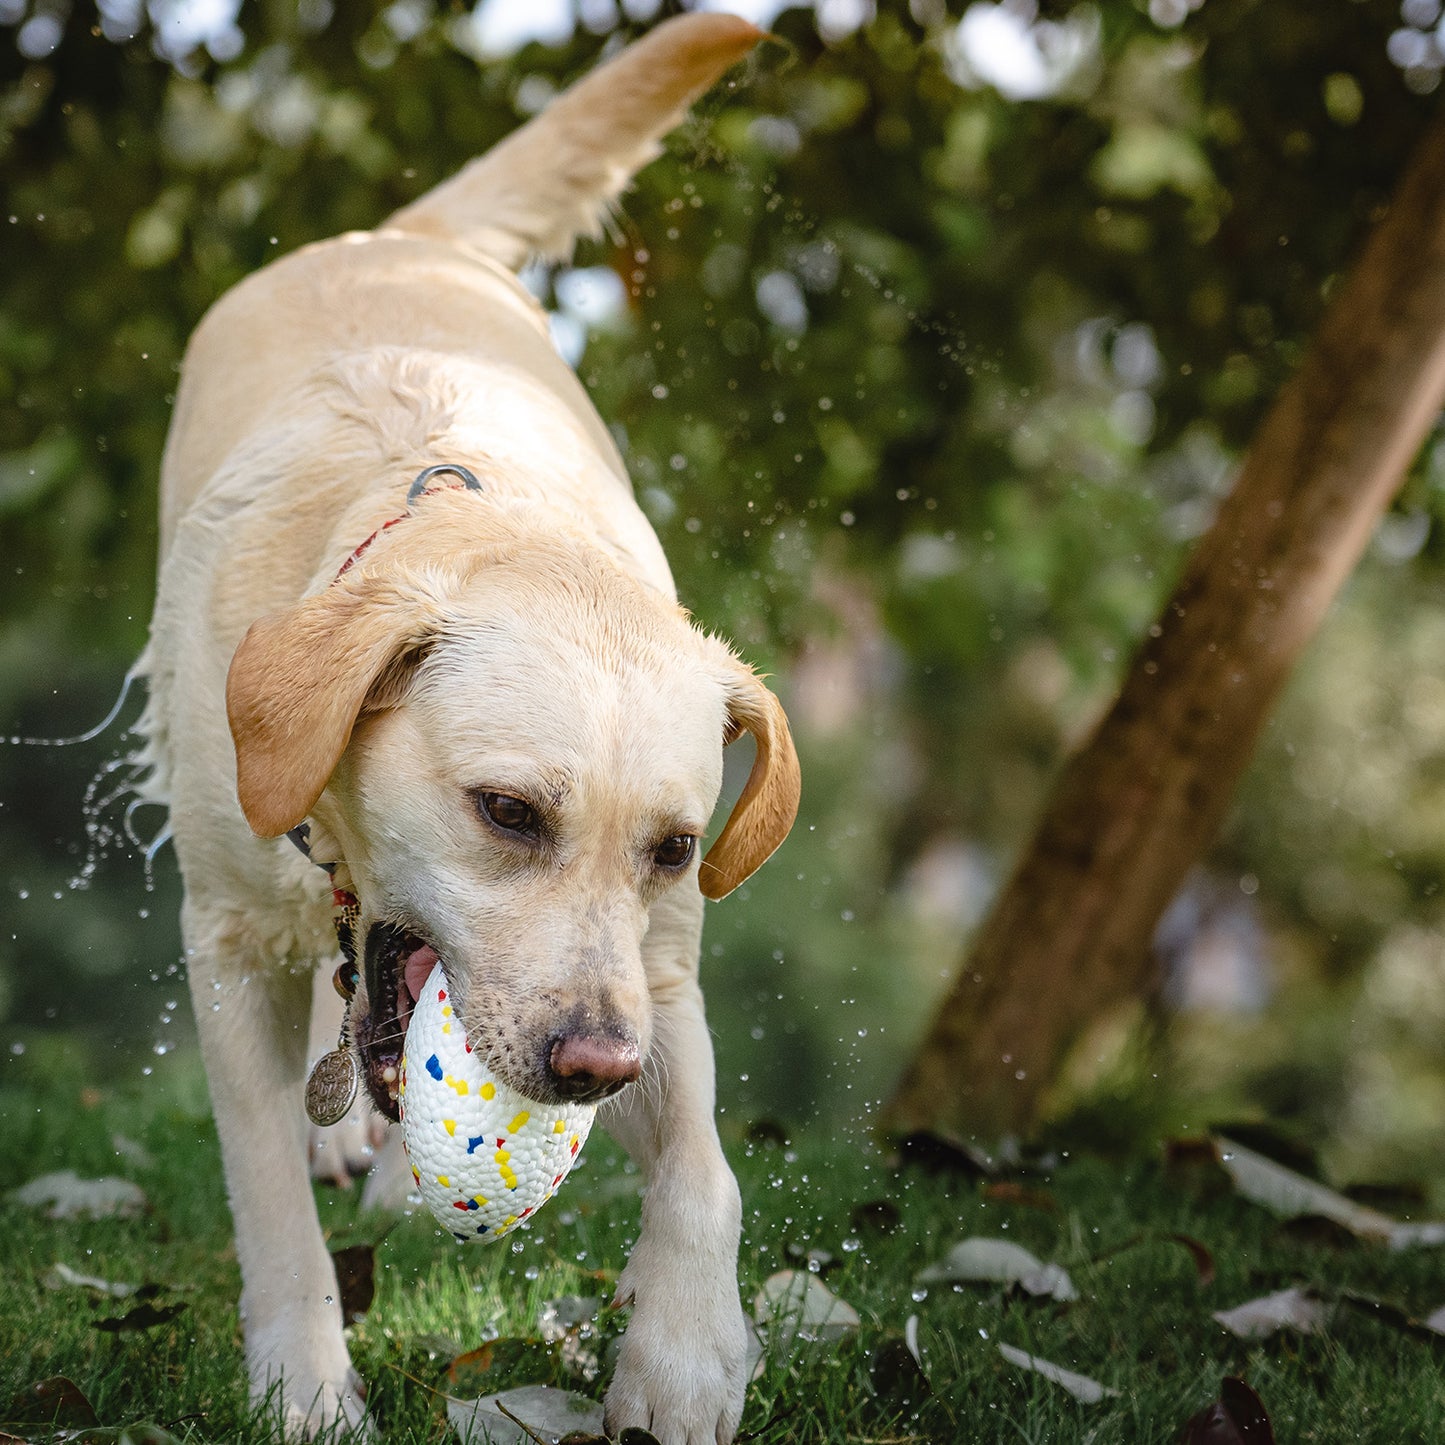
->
996 1344 1118 1403
917 1237 1077 1301
445 1384 604 1444
10 1170 147 1221
849 1198 902 1234
109 1133 157 1171
1178 1376 1275 1443
1212 1286 1332 1340
92 1301 187 1333
892 1129 999 1179
5 1374 99 1430
1333 1290 1445 1342
447 1338 557 1399
868 1332 931 1404
40 1261 140 1298
1215 1137 1445 1248
329 1243 375 1325
982 1181 1060 1212
753 1269 861 1350
1091 1231 1216 1288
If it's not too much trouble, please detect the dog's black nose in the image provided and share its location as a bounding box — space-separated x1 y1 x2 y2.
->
547 1029 641 1102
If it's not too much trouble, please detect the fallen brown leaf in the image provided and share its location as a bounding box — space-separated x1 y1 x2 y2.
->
892 1130 996 1180
1093 1231 1215 1287
982 1181 1059 1213
92 1301 187 1333
849 1198 902 1234
6 1375 98 1429
868 1335 931 1405
1178 1377 1275 1443
446 1337 551 1398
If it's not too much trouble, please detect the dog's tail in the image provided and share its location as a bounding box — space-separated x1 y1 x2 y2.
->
384 12 762 270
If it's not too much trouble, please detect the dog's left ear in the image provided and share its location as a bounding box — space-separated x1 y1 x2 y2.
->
699 665 801 900
226 577 439 838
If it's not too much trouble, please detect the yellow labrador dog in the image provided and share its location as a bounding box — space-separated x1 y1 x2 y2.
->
137 14 798 1442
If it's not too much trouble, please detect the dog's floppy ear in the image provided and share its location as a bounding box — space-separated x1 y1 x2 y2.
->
226 580 438 837
699 665 801 901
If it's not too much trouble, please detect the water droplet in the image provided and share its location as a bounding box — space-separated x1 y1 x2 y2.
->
841 1236 861 1253
910 1287 928 1302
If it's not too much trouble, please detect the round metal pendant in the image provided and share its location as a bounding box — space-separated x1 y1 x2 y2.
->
305 1047 360 1127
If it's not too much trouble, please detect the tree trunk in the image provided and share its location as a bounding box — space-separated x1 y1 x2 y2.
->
884 107 1445 1142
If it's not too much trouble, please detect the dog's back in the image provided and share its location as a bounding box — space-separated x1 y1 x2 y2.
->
158 13 761 554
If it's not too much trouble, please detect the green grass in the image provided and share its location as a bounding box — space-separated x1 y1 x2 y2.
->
5 1037 1445 1442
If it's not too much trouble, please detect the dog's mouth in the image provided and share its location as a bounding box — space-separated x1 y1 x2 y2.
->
355 922 442 1122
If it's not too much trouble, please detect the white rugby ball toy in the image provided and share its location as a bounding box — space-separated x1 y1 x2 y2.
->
400 963 595 1242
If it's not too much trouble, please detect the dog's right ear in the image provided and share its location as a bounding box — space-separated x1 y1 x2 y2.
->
226 580 439 837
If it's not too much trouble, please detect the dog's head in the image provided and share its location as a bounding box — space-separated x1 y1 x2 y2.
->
225 516 799 1120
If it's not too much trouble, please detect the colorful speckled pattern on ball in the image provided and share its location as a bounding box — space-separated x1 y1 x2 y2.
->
400 962 595 1242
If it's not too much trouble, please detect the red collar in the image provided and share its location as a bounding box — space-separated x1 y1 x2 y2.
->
335 463 484 580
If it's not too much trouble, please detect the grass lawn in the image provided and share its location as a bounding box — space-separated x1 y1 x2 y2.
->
5 1034 1445 1443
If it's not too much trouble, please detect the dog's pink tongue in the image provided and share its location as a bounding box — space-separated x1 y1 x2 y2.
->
403 945 440 1004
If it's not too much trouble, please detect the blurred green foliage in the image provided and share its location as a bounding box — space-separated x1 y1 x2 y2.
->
5 0 1445 1180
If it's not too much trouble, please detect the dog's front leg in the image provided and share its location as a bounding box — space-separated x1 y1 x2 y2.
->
600 887 748 1445
186 904 368 1439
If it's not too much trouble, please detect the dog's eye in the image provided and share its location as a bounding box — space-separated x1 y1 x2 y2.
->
478 792 537 835
653 834 696 870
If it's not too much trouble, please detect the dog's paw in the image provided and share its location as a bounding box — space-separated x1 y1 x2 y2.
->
273 1368 372 1442
604 1253 748 1445
309 1100 389 1189
358 1124 413 1212
248 1302 372 1440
